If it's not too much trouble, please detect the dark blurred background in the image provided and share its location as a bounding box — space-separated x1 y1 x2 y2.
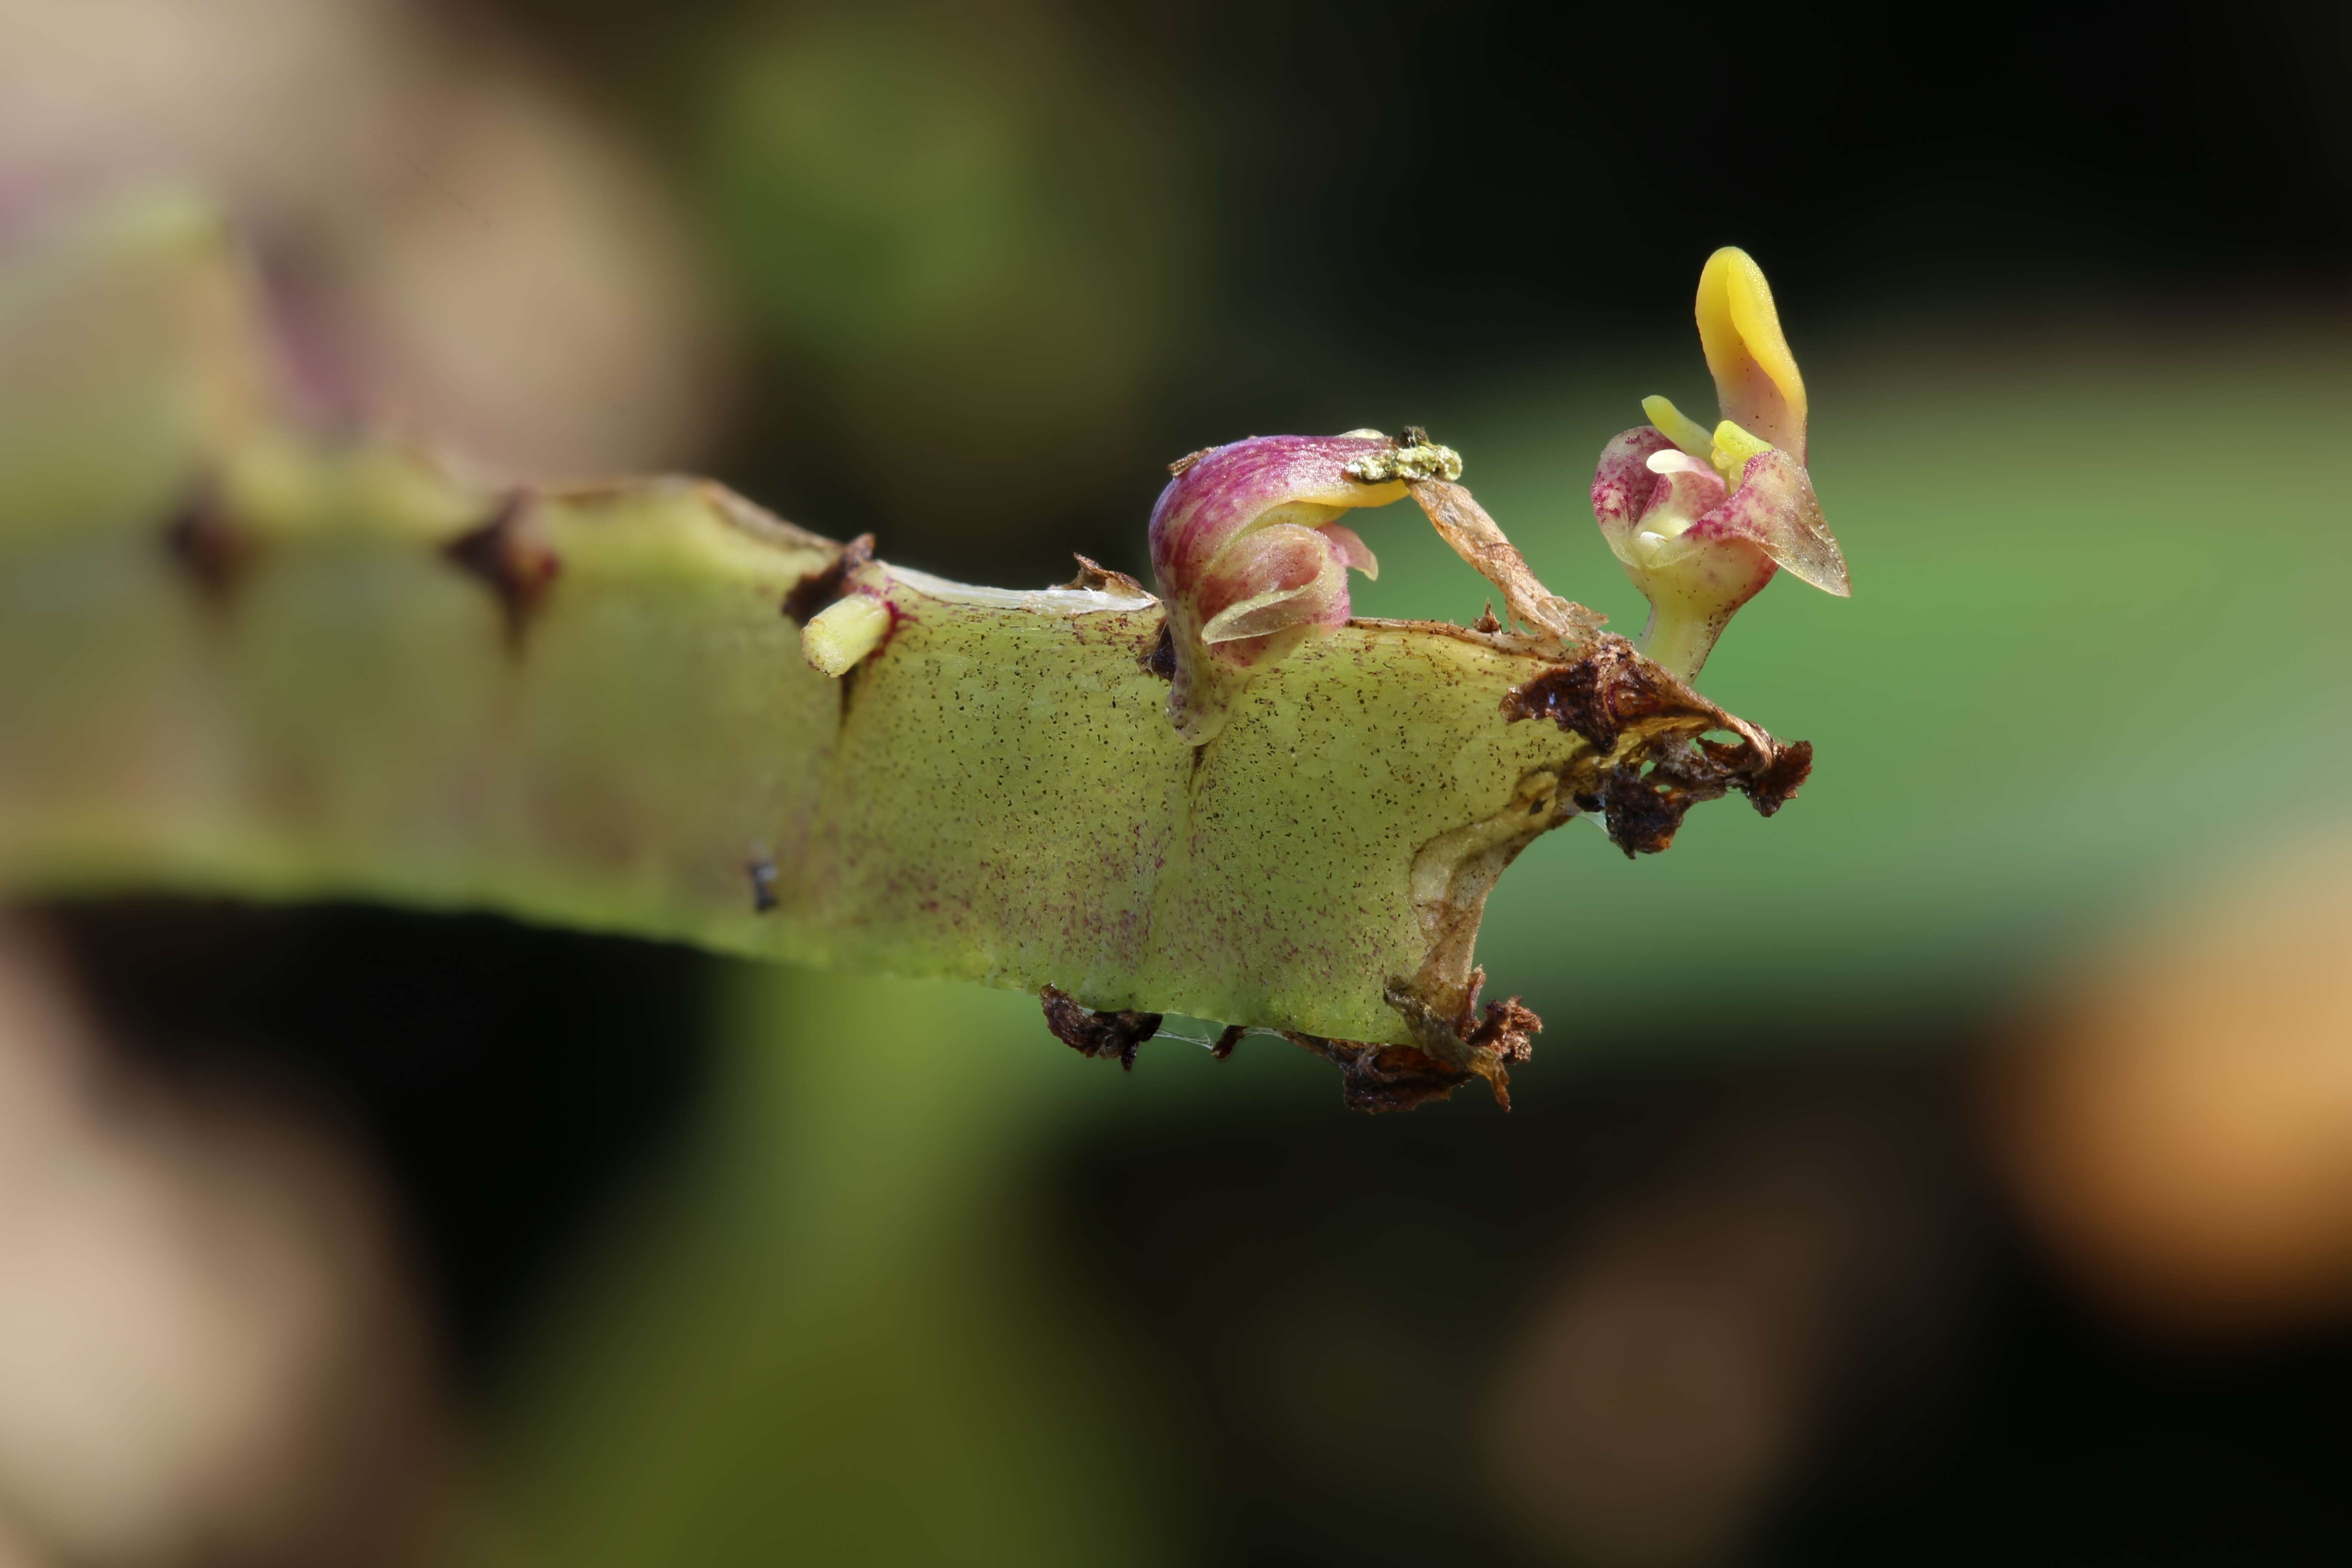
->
2 1 2349 1564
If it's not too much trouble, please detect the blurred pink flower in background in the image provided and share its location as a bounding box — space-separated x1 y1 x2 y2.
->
0 0 731 475
0 928 444 1568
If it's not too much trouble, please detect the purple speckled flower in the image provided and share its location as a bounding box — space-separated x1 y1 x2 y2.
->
1592 248 1850 679
1149 431 1445 744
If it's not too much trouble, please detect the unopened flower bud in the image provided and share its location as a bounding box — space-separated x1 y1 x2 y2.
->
1150 432 1439 744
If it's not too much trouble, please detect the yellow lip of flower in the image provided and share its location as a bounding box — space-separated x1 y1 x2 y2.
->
1639 245 1810 481
1694 245 1807 463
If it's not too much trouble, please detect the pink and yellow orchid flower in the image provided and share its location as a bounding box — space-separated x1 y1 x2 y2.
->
1592 248 1850 678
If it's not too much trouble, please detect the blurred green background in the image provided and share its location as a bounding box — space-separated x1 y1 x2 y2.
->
2 1 2349 1565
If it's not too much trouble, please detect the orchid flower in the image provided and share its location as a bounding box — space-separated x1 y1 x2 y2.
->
1592 248 1850 679
1149 430 1456 745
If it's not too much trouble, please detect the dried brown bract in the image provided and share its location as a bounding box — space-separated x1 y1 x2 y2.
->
1283 1032 1478 1115
1384 971 1541 1110
1504 636 1812 858
1040 986 1163 1072
1058 555 1149 597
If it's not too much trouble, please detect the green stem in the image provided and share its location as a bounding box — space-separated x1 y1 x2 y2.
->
0 194 1812 1103
1635 603 1724 682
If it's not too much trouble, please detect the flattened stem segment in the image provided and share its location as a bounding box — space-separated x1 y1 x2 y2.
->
0 203 1820 1109
0 437 1804 1093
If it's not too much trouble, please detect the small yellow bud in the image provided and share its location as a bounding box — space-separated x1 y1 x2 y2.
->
801 593 891 677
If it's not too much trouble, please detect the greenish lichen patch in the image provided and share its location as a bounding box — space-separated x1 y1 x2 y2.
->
1341 426 1464 485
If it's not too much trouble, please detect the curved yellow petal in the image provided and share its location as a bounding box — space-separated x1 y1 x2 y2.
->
1695 247 1807 462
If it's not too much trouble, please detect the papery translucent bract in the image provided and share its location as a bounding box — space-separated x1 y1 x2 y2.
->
1681 449 1847 596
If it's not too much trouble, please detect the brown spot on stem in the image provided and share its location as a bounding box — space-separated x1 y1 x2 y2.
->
1041 986 1162 1072
781 533 875 624
1210 1024 1246 1060
163 478 254 602
444 489 560 651
746 856 779 914
1140 619 1176 681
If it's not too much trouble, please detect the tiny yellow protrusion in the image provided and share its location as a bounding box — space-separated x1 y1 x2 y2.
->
1641 395 1715 460
801 593 891 677
1694 247 1807 456
1709 419 1775 484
